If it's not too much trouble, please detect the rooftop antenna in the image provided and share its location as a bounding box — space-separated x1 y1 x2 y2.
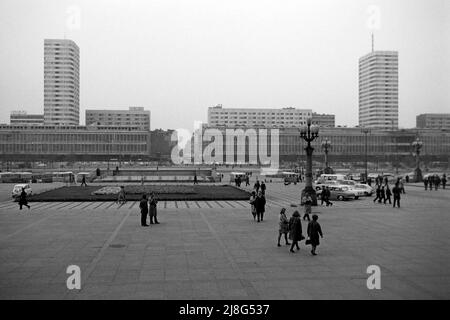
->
371 32 374 52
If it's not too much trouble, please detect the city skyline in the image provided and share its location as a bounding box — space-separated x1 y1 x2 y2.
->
0 0 448 130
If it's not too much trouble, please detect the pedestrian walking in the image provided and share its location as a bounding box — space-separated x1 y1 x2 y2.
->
277 208 291 247
117 186 126 204
303 194 312 221
139 194 149 227
245 175 250 187
434 175 440 190
373 185 381 203
380 186 386 203
193 174 198 185
81 175 87 187
288 211 303 253
260 181 266 196
393 183 401 208
428 176 433 192
249 191 257 221
254 191 266 222
398 178 405 194
442 174 447 189
18 188 30 210
424 178 428 190
254 180 260 194
384 185 392 204
325 186 333 206
307 214 323 256
149 192 159 224
320 186 327 206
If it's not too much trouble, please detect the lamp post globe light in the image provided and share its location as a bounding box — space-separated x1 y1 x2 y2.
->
321 138 333 174
412 137 423 182
300 117 319 206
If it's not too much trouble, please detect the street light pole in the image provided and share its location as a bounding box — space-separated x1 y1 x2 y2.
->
300 117 319 206
361 128 370 183
412 137 423 182
321 138 332 174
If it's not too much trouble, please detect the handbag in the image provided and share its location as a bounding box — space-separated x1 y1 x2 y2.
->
305 238 311 245
300 235 305 241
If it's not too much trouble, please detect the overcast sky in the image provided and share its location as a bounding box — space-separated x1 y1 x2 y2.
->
0 0 448 130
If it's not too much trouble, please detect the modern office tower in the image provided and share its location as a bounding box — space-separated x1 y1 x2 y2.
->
416 113 450 130
10 111 44 126
86 107 151 131
311 112 335 127
44 39 80 126
207 105 313 127
359 50 398 129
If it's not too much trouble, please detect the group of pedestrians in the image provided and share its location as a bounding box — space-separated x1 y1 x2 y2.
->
320 186 333 207
253 179 266 195
373 181 402 208
277 208 323 255
249 190 266 222
139 192 160 227
235 175 250 187
424 174 446 190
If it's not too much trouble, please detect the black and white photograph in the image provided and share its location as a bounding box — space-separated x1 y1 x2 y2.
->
0 0 449 306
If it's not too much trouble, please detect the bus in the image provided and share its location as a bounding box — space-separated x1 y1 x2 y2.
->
283 172 300 185
0 172 33 183
52 172 75 183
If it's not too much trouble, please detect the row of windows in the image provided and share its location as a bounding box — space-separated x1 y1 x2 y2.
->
0 143 147 154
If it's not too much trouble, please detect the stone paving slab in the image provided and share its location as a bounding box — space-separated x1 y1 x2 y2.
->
0 183 449 299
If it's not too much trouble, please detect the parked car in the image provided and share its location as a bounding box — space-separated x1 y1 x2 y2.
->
317 185 358 201
313 180 340 191
336 180 366 197
353 184 373 196
12 184 32 200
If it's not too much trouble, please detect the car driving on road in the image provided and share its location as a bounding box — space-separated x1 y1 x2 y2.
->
12 184 32 201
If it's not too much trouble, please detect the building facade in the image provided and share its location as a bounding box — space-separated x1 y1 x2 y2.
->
416 113 450 130
188 126 450 165
0 125 151 162
207 105 313 128
10 111 44 126
44 39 80 126
86 107 151 131
359 51 398 129
311 112 335 127
1 124 448 165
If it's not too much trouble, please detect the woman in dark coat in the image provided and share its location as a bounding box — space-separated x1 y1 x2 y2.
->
307 214 323 255
277 208 291 247
249 191 257 221
254 191 266 222
139 194 149 227
384 185 392 204
18 188 30 210
288 211 303 253
149 192 159 224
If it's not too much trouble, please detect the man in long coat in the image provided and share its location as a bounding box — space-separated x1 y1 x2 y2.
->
139 194 149 227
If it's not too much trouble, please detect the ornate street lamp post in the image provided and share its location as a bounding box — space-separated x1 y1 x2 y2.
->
361 128 370 183
300 117 319 206
321 138 332 174
412 137 423 182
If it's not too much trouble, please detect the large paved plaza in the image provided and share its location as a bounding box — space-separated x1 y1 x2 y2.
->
0 182 449 299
